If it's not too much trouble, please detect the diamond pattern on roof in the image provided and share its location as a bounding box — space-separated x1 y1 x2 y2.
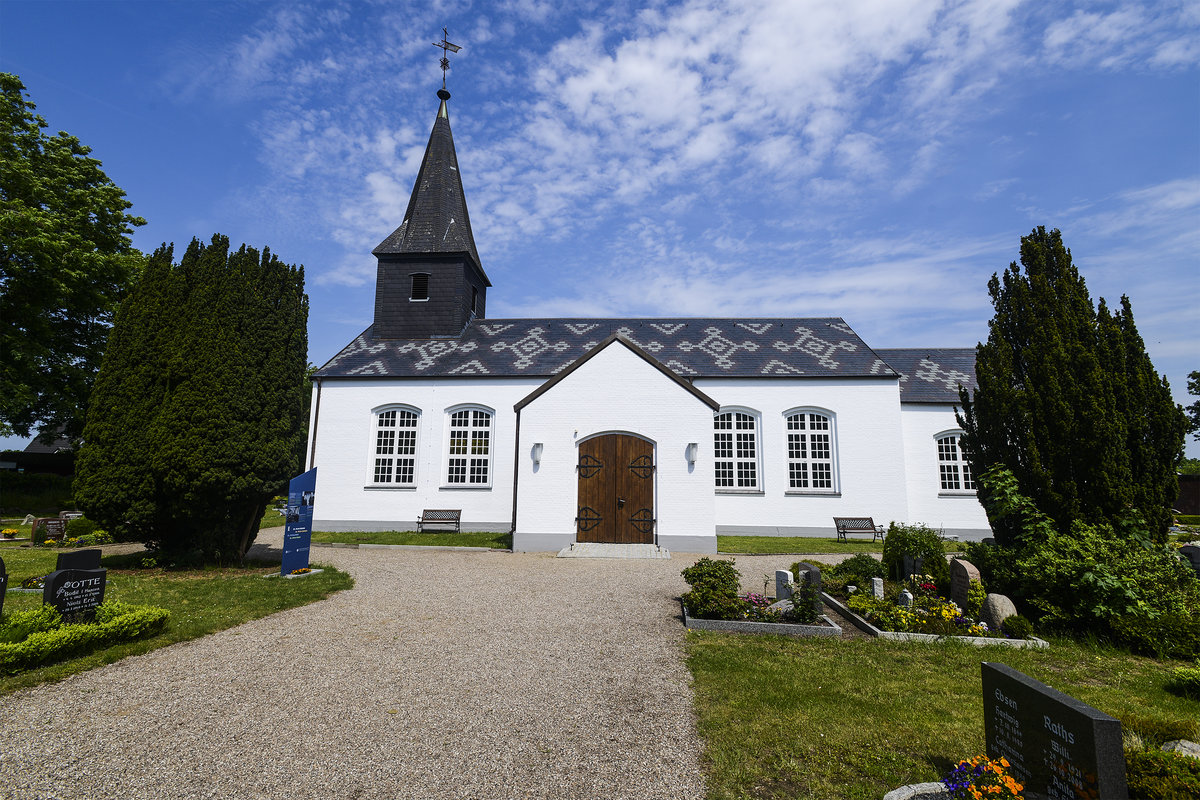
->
317 318 902 381
876 349 978 403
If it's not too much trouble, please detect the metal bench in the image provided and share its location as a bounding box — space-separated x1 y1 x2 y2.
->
417 509 461 532
833 516 885 542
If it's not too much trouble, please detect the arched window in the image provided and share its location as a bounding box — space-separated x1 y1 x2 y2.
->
714 409 760 490
446 405 493 486
936 432 975 492
371 406 420 486
784 409 838 492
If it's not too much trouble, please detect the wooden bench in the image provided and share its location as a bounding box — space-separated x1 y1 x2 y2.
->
833 516 885 542
417 509 461 533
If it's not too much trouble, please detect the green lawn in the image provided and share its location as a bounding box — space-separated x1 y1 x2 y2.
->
687 633 1199 800
1 546 353 695
718 536 892 555
310 530 512 549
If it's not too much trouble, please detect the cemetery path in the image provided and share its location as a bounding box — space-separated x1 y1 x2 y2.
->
0 533 757 800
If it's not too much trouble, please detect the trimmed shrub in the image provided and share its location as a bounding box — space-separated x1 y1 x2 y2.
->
681 558 744 621
1166 663 1200 699
882 523 949 592
1118 713 1198 748
1000 614 1034 640
0 600 170 674
65 516 99 539
1124 748 1200 800
829 553 884 586
965 578 986 620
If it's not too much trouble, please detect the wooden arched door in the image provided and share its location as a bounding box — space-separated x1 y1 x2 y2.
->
576 434 655 544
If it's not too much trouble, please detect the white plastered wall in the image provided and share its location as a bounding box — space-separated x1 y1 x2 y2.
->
694 377 911 536
307 377 540 531
514 342 717 553
899 403 991 539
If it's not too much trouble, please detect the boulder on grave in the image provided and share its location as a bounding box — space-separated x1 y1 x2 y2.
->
980 593 1018 631
775 569 794 601
950 558 981 610
1162 740 1200 760
43 568 107 622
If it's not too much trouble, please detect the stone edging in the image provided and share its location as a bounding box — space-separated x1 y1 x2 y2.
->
681 601 842 637
882 781 950 799
820 591 1049 649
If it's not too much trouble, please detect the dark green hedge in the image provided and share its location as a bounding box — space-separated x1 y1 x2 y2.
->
0 600 170 674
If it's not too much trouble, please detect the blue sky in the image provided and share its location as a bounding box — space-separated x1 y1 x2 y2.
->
3 0 1198 454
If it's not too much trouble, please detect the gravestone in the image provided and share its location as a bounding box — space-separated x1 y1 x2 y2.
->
950 558 981 610
56 548 102 572
981 594 1018 631
898 589 914 608
775 569 794 601
872 577 884 599
901 554 924 582
43 568 107 621
982 662 1127 799
0 556 7 618
1180 545 1200 578
794 562 823 614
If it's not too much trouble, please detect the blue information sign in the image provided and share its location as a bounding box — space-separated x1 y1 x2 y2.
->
281 468 317 576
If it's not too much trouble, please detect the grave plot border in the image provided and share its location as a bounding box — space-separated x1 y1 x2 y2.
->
680 601 842 637
820 592 1048 649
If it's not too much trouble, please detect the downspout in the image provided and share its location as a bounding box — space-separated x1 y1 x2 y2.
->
509 407 521 540
307 378 322 472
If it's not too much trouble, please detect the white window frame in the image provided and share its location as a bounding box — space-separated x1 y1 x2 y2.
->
367 404 420 488
783 407 840 495
713 407 762 493
443 404 495 489
936 430 976 495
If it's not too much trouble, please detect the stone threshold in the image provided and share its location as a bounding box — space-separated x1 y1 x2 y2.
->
556 542 671 559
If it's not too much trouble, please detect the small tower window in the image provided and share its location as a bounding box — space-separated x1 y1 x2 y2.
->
471 286 478 314
410 273 430 301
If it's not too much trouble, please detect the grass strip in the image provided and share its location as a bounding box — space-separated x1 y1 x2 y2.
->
311 530 511 549
718 536 891 555
687 633 1199 800
0 547 353 695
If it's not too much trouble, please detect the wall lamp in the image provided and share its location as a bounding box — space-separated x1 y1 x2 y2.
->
532 443 544 465
686 442 698 465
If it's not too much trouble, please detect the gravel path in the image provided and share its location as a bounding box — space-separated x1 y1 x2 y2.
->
0 533 726 800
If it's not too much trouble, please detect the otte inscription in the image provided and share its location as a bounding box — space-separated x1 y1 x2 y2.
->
43 568 107 620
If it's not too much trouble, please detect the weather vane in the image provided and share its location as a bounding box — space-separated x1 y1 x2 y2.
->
432 27 461 89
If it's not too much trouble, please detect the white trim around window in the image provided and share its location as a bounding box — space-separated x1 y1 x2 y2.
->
935 430 976 495
714 407 762 493
367 404 420 488
443 404 495 489
783 407 840 495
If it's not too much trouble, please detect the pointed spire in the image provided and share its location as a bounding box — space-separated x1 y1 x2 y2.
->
373 89 486 281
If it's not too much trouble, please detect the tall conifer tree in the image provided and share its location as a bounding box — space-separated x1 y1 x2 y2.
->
959 227 1184 542
75 235 307 562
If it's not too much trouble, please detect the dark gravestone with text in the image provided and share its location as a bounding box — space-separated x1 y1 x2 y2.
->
982 662 1127 800
56 548 102 572
0 556 7 617
795 561 823 615
43 568 107 621
1180 545 1200 578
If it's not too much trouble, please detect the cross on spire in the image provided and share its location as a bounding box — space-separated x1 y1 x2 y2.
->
432 27 461 89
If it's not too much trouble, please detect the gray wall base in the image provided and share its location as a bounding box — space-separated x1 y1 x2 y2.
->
311 520 511 533
512 532 575 552
659 535 717 554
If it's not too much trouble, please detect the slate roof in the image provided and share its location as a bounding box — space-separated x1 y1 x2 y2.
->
317 318 901 380
373 91 488 282
876 348 978 403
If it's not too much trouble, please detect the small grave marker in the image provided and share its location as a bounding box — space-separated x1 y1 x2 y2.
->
982 662 1127 799
950 558 980 610
56 548 102 572
795 561 823 614
43 568 107 621
775 569 793 601
0 556 7 617
898 589 913 608
871 577 884 599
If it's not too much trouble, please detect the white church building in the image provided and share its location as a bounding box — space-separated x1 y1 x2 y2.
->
305 88 989 553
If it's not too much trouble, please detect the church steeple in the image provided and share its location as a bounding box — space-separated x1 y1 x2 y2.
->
372 86 491 340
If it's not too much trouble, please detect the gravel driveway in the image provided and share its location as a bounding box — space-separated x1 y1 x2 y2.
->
0 534 717 800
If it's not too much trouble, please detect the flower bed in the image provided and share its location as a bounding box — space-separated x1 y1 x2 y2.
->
679 557 840 637
822 591 1047 649
681 599 842 637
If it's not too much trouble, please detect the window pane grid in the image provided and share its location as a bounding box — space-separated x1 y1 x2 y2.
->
448 409 492 484
372 409 418 486
786 412 834 491
714 412 758 489
938 435 974 491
